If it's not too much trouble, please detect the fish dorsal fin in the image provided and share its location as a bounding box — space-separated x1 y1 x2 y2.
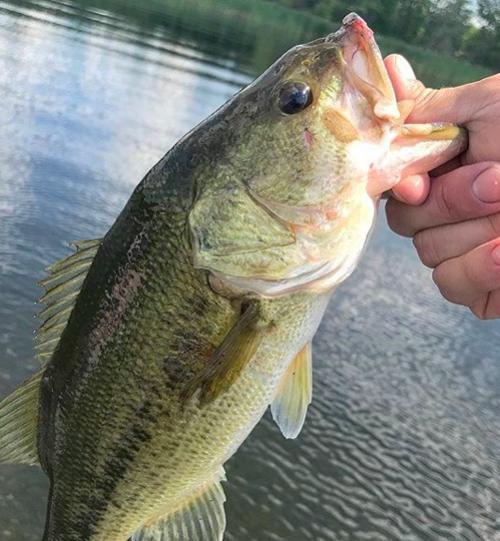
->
132 469 226 541
35 239 101 365
271 342 312 439
0 370 43 465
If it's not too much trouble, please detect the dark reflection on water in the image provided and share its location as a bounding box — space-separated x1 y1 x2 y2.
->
0 1 499 540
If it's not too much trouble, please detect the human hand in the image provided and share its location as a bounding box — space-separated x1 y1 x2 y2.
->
384 54 500 319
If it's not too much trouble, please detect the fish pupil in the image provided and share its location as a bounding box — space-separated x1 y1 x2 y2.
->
278 82 312 115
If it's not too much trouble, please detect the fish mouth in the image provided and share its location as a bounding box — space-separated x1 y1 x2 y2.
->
329 12 399 121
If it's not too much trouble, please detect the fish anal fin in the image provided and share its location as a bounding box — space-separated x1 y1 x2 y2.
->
0 371 43 466
271 342 312 439
36 238 101 365
182 303 265 405
132 470 226 541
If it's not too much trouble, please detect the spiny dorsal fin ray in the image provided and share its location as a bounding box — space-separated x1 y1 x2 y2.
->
36 238 101 366
271 342 312 439
38 291 79 322
132 469 226 541
0 370 43 465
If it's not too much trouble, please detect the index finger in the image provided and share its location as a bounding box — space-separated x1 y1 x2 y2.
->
384 54 493 126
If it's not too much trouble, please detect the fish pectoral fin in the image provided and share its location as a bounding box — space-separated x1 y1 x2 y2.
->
0 370 43 465
271 342 312 439
132 469 226 541
36 238 102 365
182 303 265 405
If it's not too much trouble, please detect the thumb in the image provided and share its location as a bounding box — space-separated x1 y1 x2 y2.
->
385 54 481 126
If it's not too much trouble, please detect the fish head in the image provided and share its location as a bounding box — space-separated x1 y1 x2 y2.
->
189 13 466 296
244 12 465 214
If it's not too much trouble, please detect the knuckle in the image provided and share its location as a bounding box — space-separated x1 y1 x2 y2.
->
462 254 484 288
491 263 500 285
482 290 500 319
432 266 454 301
413 85 436 108
462 247 500 289
470 295 491 320
413 229 439 267
475 78 500 116
385 200 411 236
485 214 500 238
470 304 488 320
413 84 428 102
434 179 461 221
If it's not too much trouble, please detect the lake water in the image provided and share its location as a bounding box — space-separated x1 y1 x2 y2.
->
1 1 500 540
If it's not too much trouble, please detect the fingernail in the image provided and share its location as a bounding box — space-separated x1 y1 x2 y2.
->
472 167 500 203
492 245 500 265
395 55 416 81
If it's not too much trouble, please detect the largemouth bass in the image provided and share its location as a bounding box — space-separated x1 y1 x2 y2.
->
0 13 466 541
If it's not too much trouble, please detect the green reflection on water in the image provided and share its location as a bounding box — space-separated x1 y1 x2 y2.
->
62 0 491 85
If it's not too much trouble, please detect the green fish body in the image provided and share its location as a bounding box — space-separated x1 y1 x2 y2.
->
39 181 331 539
0 13 466 541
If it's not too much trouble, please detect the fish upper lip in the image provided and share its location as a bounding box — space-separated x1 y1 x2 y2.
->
328 12 400 121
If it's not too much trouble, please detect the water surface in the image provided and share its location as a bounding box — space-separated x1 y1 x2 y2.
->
0 1 499 540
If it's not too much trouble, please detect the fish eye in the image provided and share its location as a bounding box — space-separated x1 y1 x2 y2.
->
278 82 312 115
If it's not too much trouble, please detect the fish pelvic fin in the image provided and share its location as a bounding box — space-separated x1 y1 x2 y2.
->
36 238 101 365
181 302 265 405
271 341 312 439
132 469 226 541
0 370 43 465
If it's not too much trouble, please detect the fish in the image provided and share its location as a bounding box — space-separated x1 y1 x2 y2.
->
0 12 466 541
